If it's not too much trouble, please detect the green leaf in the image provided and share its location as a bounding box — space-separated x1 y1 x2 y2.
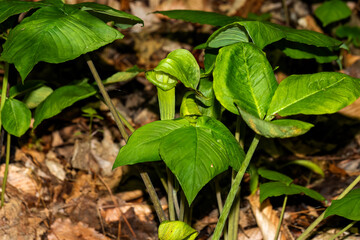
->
1 98 31 137
147 49 200 91
276 40 338 63
324 189 360 220
158 221 198 240
213 42 277 118
267 72 360 118
103 66 143 85
203 49 218 74
33 83 96 128
9 80 45 98
249 164 259 195
75 2 143 29
0 0 45 24
23 85 53 109
315 0 351 27
160 126 229 205
180 92 201 117
283 160 325 177
258 168 293 185
113 118 190 168
202 23 249 49
260 182 325 203
1 6 124 80
238 21 285 49
155 10 241 27
336 26 360 47
196 77 221 119
236 105 313 138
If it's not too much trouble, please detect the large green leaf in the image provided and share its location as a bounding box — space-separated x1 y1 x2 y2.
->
113 118 189 168
200 23 248 49
159 221 198 240
1 98 31 137
267 72 360 118
147 49 200 91
213 42 278 118
155 10 241 27
237 105 313 138
160 126 229 204
315 0 351 27
238 21 285 49
324 189 360 221
75 2 143 29
196 116 245 171
33 83 96 128
0 0 45 24
258 168 293 185
260 182 325 203
1 5 124 80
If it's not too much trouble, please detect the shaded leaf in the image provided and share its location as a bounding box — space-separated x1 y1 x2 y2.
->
113 118 189 168
315 0 351 27
75 2 143 29
9 80 45 98
213 42 277 118
291 184 325 202
155 10 241 27
33 83 96 128
1 6 124 80
23 85 53 109
1 98 31 137
267 72 360 118
196 116 245 171
159 221 198 240
283 160 324 177
336 26 360 47
0 0 45 24
324 189 360 220
258 168 293 185
160 126 229 205
236 104 313 138
196 77 221 119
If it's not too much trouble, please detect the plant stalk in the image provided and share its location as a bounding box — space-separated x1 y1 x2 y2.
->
297 174 360 240
274 195 288 240
167 167 176 220
212 134 261 240
228 171 241 240
329 221 357 240
0 62 9 130
1 133 11 207
85 54 167 222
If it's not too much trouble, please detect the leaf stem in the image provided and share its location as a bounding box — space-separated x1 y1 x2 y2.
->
85 54 167 222
274 195 288 240
297 174 360 240
0 62 9 129
1 133 11 207
167 167 176 220
212 134 261 240
328 221 357 240
228 170 241 240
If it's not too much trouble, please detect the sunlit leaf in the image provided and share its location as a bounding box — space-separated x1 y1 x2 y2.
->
324 189 360 220
23 85 53 109
283 160 324 177
159 221 198 240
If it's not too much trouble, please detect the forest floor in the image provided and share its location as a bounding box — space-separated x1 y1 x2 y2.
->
1 0 360 239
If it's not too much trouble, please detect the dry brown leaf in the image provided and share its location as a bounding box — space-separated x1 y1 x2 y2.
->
238 227 263 240
100 203 154 223
248 193 289 240
298 15 323 33
15 146 45 164
48 218 110 240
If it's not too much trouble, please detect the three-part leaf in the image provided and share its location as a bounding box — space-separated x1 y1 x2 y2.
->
1 98 31 137
213 42 277 118
267 72 360 118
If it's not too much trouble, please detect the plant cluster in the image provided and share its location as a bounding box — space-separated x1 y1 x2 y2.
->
0 1 360 239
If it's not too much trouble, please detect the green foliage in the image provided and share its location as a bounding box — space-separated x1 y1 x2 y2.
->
1 98 31 137
259 169 325 203
213 42 277 117
158 221 198 240
315 0 351 27
33 82 97 128
283 160 325 177
0 0 143 81
103 66 143 85
336 26 360 47
145 49 200 91
22 85 53 109
324 189 360 220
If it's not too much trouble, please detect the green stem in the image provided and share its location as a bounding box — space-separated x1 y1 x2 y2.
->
85 55 166 222
274 195 288 240
214 178 227 240
228 170 241 240
1 133 11 207
329 221 357 240
167 167 176 220
297 174 360 240
0 62 9 129
85 54 128 141
212 134 261 240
